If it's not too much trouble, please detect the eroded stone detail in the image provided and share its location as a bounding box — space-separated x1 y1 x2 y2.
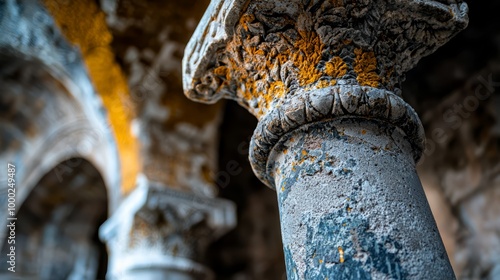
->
184 0 468 116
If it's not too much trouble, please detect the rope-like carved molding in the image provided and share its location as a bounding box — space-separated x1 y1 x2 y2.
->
249 85 425 188
182 0 468 188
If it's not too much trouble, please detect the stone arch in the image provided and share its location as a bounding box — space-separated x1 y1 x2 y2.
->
0 53 121 214
0 158 109 279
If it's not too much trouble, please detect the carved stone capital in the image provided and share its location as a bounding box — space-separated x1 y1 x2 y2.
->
99 176 236 279
183 0 468 188
184 0 468 109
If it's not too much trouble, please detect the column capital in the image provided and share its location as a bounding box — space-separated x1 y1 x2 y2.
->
183 0 468 109
99 176 236 279
183 0 468 188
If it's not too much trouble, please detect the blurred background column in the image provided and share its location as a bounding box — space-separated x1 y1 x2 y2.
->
99 176 235 279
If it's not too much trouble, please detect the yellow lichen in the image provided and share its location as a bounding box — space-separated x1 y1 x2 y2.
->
223 15 354 118
239 14 255 32
44 0 140 193
214 66 228 77
354 48 380 87
338 246 345 263
325 56 347 78
315 79 331 89
228 30 329 117
293 31 325 87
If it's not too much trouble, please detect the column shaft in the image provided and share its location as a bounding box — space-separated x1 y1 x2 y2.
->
271 118 453 278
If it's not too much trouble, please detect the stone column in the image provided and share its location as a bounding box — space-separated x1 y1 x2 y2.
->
99 176 235 280
183 0 468 279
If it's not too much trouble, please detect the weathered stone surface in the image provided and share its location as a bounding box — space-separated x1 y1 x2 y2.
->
271 119 452 279
252 86 424 187
95 2 240 279
43 0 142 193
184 0 468 115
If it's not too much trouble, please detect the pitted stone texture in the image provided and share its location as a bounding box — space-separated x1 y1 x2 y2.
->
100 178 236 280
183 0 468 117
270 119 454 279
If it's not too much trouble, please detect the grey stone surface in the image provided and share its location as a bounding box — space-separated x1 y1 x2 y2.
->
271 118 453 279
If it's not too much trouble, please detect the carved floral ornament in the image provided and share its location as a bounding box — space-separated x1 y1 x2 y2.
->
183 0 468 187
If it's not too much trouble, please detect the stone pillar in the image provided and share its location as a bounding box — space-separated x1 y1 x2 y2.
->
99 176 235 280
183 0 468 278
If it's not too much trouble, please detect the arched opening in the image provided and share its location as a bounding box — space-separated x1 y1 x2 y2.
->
1 158 108 279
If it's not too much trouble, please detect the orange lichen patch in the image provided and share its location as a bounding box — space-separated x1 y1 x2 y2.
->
315 79 331 89
354 48 380 87
44 0 140 193
343 39 353 45
222 16 350 117
214 66 228 77
226 30 328 116
223 18 291 117
325 56 347 78
239 14 255 32
338 246 345 263
292 31 325 86
361 129 367 135
269 81 286 98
